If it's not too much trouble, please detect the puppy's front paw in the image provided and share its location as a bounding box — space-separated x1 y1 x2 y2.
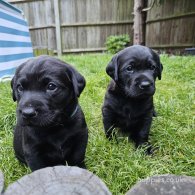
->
136 143 157 155
145 145 153 155
145 144 159 155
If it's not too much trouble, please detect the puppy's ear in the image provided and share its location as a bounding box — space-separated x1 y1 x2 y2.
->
11 76 17 101
157 63 163 80
150 49 163 80
69 68 86 97
106 54 119 81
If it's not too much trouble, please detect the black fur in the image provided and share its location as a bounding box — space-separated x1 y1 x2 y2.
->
11 55 88 171
102 45 163 154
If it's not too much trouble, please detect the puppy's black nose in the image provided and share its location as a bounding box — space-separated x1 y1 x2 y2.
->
139 81 152 89
21 107 37 118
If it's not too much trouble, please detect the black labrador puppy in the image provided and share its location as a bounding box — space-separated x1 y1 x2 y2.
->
102 45 163 154
11 55 88 171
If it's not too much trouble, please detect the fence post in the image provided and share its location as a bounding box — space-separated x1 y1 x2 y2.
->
133 0 144 45
54 0 62 56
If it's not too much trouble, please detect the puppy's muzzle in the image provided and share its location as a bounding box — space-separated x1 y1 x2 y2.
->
134 73 154 91
21 106 37 119
138 80 153 90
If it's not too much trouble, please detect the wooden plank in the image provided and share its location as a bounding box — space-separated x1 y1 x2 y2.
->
62 47 106 53
86 0 99 22
28 21 133 30
61 20 133 27
147 44 194 48
33 47 54 56
29 25 55 30
54 0 62 56
8 0 44 3
59 0 76 23
52 48 107 54
146 12 195 24
47 28 56 51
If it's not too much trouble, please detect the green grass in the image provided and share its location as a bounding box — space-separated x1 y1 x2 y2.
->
0 54 194 194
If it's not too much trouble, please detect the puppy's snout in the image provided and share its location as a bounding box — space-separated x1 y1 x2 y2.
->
21 107 37 119
139 81 153 90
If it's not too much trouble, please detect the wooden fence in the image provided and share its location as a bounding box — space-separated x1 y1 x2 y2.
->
8 0 195 54
146 0 195 50
8 0 134 55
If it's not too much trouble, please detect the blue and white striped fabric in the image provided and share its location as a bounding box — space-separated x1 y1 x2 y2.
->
0 0 33 80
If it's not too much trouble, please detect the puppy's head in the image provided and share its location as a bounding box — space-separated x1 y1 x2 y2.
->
106 45 163 98
11 55 85 126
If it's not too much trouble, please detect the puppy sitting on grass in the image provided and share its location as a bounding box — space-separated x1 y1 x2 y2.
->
102 45 163 154
11 56 88 171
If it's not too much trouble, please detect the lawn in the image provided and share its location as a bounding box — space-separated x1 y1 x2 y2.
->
0 53 194 194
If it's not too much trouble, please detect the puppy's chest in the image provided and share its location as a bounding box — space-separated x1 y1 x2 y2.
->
25 127 74 150
119 105 139 121
115 102 151 124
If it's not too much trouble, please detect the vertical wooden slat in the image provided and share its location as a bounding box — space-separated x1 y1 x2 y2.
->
54 0 62 56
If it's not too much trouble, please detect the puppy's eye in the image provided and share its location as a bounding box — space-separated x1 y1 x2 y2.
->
47 82 57 91
17 84 23 92
126 65 133 72
150 65 156 70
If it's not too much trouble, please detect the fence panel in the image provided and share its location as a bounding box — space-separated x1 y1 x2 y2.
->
9 0 134 54
146 0 195 50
